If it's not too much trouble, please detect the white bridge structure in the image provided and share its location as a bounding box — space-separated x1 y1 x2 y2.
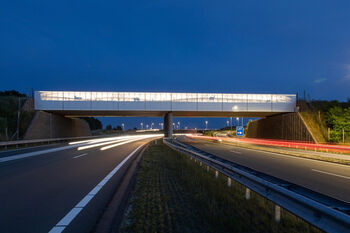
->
35 91 297 137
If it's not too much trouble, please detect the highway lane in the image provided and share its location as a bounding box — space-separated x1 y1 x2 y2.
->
0 143 67 158
179 136 350 203
0 135 160 233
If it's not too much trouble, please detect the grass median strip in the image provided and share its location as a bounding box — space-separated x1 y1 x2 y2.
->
119 141 322 233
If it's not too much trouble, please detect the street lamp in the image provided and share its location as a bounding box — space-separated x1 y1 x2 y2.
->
205 120 208 130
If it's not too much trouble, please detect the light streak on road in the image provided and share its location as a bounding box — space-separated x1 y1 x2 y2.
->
77 134 163 151
100 135 162 151
187 135 350 154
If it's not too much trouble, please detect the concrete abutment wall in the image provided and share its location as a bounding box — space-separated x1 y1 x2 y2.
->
246 113 316 143
24 111 91 140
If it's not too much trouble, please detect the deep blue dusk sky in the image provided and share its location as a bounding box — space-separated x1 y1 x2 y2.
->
1 1 350 129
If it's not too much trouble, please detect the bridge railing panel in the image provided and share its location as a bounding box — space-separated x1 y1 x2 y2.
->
223 102 247 111
146 101 172 111
119 101 145 110
172 102 197 111
64 101 91 110
34 91 297 113
272 94 297 112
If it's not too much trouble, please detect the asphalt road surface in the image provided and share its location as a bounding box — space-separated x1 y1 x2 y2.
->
179 136 350 204
0 135 160 233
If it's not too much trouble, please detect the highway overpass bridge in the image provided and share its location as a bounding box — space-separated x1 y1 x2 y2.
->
34 91 297 137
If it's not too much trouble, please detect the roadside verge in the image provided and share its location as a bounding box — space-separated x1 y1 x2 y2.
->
118 141 321 233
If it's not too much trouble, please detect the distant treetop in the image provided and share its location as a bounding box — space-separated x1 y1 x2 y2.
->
0 90 26 97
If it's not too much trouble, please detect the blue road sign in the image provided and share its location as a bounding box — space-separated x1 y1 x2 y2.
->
236 126 244 136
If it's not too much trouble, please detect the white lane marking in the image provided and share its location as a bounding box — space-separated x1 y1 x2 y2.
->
48 226 65 233
230 150 242 154
72 153 88 159
56 207 83 226
48 144 144 233
0 145 79 163
311 169 350 180
219 145 350 168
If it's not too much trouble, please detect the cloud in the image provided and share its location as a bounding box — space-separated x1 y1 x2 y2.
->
313 78 327 84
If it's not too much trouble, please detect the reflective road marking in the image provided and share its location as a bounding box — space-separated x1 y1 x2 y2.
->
48 144 144 233
312 169 350 180
72 153 88 159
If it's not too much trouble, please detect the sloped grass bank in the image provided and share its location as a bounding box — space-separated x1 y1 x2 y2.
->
120 141 322 233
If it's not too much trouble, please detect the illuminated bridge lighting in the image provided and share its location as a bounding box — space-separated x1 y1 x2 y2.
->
34 91 297 117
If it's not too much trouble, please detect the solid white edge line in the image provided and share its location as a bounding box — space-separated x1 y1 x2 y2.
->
48 226 65 233
48 144 144 233
56 207 83 226
311 169 350 180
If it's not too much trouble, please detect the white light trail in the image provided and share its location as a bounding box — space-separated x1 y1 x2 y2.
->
100 134 163 151
77 139 128 151
77 134 163 151
69 135 133 145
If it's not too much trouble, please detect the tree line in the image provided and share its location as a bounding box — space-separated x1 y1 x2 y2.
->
0 90 103 141
310 99 350 142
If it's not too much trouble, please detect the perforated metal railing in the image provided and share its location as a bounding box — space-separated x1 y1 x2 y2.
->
35 91 297 113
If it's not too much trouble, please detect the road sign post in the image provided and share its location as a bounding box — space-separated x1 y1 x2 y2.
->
236 126 244 136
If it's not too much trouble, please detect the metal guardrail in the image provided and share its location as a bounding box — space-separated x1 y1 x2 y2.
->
0 135 105 150
163 139 350 233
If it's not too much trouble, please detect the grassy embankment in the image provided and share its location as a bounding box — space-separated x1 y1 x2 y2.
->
120 141 322 233
299 100 350 144
299 111 328 143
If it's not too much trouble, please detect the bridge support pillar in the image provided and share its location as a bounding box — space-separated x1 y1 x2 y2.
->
164 112 173 138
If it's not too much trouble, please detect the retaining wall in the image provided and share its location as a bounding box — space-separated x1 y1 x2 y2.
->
245 113 315 142
24 111 91 140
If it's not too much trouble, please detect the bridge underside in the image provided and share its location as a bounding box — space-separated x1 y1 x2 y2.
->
45 110 284 118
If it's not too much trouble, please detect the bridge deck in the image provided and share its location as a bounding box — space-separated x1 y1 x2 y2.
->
35 91 297 117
